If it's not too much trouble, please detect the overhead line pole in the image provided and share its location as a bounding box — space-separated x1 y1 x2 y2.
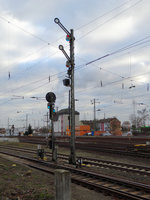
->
91 98 100 132
94 98 96 131
69 90 71 129
70 29 76 164
54 18 76 165
26 114 28 130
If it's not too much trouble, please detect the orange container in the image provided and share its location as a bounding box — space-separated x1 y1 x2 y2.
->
66 125 91 136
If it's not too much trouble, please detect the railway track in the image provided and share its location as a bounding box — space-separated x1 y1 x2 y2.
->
0 148 150 200
1 144 150 177
15 136 150 158
57 141 150 158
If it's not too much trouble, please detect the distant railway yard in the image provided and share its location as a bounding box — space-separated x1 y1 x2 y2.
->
0 136 150 199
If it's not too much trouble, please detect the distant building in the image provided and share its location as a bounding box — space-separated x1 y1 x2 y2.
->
0 128 6 134
53 108 80 136
5 127 25 136
81 117 122 135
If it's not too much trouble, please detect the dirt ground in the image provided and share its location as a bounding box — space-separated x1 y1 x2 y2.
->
1 142 149 200
0 143 114 200
0 156 54 200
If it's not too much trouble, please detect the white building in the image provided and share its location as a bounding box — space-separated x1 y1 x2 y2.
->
54 108 80 136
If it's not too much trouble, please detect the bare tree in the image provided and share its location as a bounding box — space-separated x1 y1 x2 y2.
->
130 108 149 128
137 108 149 126
122 121 131 131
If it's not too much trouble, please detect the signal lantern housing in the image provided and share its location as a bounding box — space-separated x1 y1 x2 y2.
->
47 102 50 109
66 34 70 41
47 103 54 120
63 79 70 87
46 92 56 103
67 68 72 76
66 60 70 68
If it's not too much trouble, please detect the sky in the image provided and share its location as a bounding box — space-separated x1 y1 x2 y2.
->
0 0 150 129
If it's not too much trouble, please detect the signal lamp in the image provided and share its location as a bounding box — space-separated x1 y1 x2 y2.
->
47 103 50 109
66 34 70 41
66 60 70 68
47 103 54 119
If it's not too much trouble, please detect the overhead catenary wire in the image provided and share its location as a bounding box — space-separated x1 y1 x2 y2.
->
12 29 150 82
75 0 135 31
1 1 150 126
0 0 141 81
1 1 145 81
1 32 150 100
86 36 150 66
0 70 67 97
72 69 150 100
77 0 143 40
0 7 149 97
0 15 52 45
0 0 142 82
0 15 66 78
1 74 149 125
0 36 150 99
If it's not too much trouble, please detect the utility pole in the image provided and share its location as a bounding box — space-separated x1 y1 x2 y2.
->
94 99 96 131
133 100 136 128
70 29 76 165
104 113 105 119
26 114 28 130
54 18 76 164
68 90 71 129
38 120 40 129
8 117 9 130
91 99 100 132
34 120 36 129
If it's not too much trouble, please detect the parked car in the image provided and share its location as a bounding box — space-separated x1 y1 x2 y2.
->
127 131 132 136
122 132 132 136
84 132 92 136
101 132 112 136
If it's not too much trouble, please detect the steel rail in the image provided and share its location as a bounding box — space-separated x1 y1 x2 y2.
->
0 150 150 200
1 145 150 176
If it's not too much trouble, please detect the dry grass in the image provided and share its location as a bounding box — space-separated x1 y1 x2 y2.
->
0 142 114 200
0 157 54 200
2 142 148 199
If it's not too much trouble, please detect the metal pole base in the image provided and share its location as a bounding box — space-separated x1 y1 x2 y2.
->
52 147 57 162
69 154 76 165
